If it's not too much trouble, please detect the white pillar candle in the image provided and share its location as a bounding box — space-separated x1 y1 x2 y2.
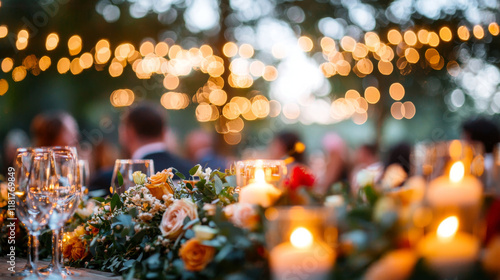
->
269 227 335 280
239 167 281 207
427 161 482 207
417 216 479 279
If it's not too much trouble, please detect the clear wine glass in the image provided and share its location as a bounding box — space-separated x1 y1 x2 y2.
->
10 148 34 277
45 146 81 280
38 147 77 275
111 159 154 194
14 148 57 278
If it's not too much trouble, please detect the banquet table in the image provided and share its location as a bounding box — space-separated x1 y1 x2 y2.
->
0 257 123 280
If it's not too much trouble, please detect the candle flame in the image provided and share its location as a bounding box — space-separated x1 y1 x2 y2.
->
255 168 266 184
449 161 464 183
437 216 459 239
290 227 313 249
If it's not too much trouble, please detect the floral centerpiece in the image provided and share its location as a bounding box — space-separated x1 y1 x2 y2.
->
64 166 268 279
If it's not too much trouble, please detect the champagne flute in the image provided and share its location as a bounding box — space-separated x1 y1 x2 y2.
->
111 159 154 194
14 148 57 278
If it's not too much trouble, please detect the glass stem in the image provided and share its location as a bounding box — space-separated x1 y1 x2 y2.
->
50 230 58 266
53 229 62 273
59 228 64 267
26 234 33 270
32 234 40 276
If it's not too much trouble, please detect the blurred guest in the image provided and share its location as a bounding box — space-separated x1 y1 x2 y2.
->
88 140 120 196
385 142 412 174
2 129 30 175
350 143 382 193
186 129 228 170
317 132 348 194
462 117 500 191
381 142 412 190
462 117 500 154
268 131 306 165
31 111 80 147
119 102 192 176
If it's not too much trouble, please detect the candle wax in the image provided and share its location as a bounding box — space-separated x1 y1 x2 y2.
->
269 241 334 280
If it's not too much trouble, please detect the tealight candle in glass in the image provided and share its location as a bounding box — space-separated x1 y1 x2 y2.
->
265 206 336 280
417 215 480 279
236 159 287 207
425 140 484 234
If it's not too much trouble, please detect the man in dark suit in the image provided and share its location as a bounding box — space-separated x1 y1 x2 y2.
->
89 103 192 196
119 102 192 177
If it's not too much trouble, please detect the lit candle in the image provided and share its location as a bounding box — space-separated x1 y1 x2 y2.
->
269 227 335 280
239 165 281 207
427 161 482 207
417 216 479 278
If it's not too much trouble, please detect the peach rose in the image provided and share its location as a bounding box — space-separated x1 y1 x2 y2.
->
63 235 88 261
160 198 198 238
146 169 174 200
179 239 215 271
225 203 259 230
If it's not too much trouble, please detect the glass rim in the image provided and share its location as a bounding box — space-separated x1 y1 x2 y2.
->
114 159 154 164
236 159 287 165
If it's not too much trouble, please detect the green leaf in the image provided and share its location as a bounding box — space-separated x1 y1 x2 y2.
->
214 175 223 195
225 175 236 187
117 171 124 187
110 193 122 211
189 165 200 176
183 218 200 230
92 197 105 203
175 172 185 179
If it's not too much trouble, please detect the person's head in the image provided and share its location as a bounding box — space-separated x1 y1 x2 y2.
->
462 117 500 153
119 102 167 155
186 129 213 162
269 131 306 164
386 142 412 174
354 143 378 166
31 111 79 147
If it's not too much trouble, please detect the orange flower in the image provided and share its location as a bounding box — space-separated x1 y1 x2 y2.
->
146 169 174 200
179 239 215 271
63 236 88 261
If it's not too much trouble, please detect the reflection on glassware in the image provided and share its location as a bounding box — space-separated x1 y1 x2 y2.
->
14 148 57 278
44 147 81 279
111 159 154 194
235 159 287 189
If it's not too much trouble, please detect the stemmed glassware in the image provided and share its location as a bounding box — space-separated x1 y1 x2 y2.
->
43 146 81 279
111 159 154 194
14 147 58 278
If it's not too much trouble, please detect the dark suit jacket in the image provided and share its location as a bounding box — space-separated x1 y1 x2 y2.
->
143 151 193 178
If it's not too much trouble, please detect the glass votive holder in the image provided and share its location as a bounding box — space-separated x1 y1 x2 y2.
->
265 206 336 280
417 215 480 279
111 159 154 194
423 140 484 234
235 159 287 188
412 140 484 181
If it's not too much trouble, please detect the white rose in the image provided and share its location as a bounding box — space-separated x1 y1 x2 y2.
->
324 195 345 208
193 225 218 241
193 165 203 178
202 168 212 181
132 171 147 185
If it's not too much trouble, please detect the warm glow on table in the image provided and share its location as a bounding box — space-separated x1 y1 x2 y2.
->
239 162 282 207
270 227 335 280
417 216 479 278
